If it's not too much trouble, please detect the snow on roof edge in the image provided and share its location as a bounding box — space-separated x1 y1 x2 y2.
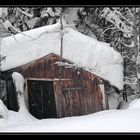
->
0 20 123 90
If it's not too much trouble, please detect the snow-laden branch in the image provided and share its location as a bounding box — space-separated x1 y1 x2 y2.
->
121 40 135 48
124 76 137 81
114 9 133 27
0 20 19 43
124 81 137 85
17 8 33 18
127 8 134 18
101 8 133 34
1 19 21 33
123 56 135 62
55 61 102 77
55 61 78 69
0 8 8 18
0 19 35 41
124 76 138 86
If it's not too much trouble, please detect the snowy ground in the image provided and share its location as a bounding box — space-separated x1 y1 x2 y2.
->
0 98 140 133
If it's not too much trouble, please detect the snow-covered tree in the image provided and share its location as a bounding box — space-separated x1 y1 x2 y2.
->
75 7 140 101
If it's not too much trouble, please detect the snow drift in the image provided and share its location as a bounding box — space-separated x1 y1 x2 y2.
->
0 98 140 132
0 20 123 89
0 99 8 119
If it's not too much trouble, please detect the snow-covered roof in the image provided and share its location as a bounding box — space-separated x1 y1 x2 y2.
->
0 20 123 90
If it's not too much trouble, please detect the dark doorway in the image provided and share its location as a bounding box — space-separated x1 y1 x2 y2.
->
27 80 57 119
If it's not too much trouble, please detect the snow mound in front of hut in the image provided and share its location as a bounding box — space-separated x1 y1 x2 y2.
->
0 99 8 119
0 98 140 132
127 98 140 109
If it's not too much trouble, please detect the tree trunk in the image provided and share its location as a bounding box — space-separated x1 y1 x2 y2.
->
133 8 140 97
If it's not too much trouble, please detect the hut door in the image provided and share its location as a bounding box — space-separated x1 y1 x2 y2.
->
27 80 57 119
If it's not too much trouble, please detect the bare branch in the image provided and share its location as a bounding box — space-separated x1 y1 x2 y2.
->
124 76 136 80
123 56 135 62
124 81 137 85
100 27 116 38
114 9 133 27
114 37 123 48
127 8 133 18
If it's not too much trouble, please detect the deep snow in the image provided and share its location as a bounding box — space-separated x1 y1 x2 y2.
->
0 100 8 119
0 98 140 132
0 20 123 90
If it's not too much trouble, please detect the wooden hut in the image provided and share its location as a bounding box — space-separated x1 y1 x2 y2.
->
0 20 123 119
2 53 108 119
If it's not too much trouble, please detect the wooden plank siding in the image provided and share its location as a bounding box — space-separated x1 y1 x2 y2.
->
54 79 103 118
